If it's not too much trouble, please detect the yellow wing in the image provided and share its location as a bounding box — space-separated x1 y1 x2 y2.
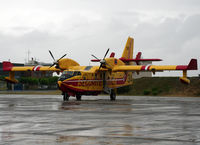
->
10 66 60 72
112 59 197 84
2 61 61 83
3 61 60 72
113 65 181 71
113 59 197 72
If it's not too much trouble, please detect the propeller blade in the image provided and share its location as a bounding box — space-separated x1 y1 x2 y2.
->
49 50 55 61
49 63 55 68
57 54 67 61
99 63 103 70
91 54 100 60
48 50 66 69
92 48 111 70
103 48 110 59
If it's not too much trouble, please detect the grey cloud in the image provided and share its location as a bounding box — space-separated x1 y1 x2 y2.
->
133 15 200 55
0 0 199 76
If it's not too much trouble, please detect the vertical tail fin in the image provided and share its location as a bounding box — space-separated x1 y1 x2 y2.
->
121 37 134 59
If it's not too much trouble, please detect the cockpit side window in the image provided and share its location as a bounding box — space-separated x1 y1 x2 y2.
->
58 71 81 81
67 71 73 76
73 71 81 76
77 71 81 75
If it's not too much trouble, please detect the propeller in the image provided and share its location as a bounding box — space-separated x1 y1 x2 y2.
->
49 50 67 68
91 48 110 70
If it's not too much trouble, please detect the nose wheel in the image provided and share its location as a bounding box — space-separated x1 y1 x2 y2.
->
63 92 69 101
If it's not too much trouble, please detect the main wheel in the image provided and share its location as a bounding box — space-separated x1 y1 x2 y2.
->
76 94 82 101
63 92 69 101
110 89 116 101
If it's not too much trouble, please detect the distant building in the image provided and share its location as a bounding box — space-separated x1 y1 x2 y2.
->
0 62 25 79
0 62 25 91
24 57 53 78
0 80 7 91
0 59 53 90
25 57 52 66
0 59 53 78
132 61 152 79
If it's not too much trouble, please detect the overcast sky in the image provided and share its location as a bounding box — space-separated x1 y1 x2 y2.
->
0 0 199 76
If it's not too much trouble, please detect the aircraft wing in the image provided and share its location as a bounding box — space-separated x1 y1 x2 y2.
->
112 59 197 84
2 61 61 72
112 59 197 72
2 61 61 83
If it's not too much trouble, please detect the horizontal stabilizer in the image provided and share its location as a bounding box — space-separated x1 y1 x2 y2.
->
119 58 162 62
91 59 100 62
120 52 162 65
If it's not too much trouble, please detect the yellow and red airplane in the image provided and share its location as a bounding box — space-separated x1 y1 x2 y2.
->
2 37 198 101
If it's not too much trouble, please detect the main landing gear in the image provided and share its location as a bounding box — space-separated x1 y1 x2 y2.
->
110 89 116 101
62 89 116 101
76 94 82 101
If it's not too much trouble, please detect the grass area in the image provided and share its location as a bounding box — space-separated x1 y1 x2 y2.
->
118 77 200 97
0 77 199 97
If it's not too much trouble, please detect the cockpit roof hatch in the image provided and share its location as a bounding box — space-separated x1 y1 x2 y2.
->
84 66 93 71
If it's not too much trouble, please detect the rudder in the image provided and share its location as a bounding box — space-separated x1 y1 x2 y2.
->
121 37 134 59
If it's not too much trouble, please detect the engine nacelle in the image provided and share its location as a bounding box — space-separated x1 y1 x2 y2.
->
58 58 80 70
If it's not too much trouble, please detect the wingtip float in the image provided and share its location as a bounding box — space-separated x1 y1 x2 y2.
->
2 37 198 100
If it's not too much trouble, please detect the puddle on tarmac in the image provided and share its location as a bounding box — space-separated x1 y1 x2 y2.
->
0 95 200 144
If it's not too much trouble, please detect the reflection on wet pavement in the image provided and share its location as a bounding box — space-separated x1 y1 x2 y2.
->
0 94 200 144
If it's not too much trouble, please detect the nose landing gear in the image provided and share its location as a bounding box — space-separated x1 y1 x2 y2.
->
62 92 82 101
63 92 69 101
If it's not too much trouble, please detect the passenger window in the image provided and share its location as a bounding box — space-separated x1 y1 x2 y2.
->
95 74 97 80
100 74 102 79
77 72 81 75
83 74 86 80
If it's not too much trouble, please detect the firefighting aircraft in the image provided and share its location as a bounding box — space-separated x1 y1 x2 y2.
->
2 37 198 101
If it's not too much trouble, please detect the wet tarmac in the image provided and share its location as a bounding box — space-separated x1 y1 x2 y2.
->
0 94 200 145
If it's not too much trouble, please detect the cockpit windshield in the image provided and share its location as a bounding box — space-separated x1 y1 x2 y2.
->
58 71 81 81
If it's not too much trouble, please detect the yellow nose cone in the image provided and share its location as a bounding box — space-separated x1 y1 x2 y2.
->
57 81 62 87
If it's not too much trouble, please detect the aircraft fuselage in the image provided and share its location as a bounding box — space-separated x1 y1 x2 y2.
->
57 66 133 97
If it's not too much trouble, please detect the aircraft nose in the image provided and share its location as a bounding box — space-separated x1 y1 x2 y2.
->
57 81 62 88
